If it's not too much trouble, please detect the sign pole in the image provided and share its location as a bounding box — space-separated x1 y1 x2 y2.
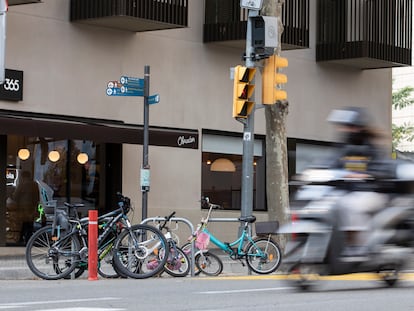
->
106 70 158 222
141 65 150 221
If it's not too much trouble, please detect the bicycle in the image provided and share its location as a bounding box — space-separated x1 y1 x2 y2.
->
181 218 223 277
32 199 123 279
25 193 169 280
153 211 190 277
194 197 282 275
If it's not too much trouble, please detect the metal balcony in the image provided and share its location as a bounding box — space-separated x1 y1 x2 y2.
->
203 0 309 50
70 0 188 32
317 0 412 69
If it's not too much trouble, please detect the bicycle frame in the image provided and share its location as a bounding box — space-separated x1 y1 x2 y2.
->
199 200 268 261
52 207 130 262
202 224 256 258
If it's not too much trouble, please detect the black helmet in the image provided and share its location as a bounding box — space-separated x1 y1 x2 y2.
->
327 107 370 128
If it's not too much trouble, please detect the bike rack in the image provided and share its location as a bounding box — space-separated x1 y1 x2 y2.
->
141 217 196 277
208 218 239 222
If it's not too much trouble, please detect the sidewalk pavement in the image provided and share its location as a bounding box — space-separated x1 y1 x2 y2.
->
0 247 33 280
0 247 250 280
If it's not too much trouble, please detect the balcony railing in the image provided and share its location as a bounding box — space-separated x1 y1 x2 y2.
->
317 0 412 69
70 0 188 32
203 0 309 50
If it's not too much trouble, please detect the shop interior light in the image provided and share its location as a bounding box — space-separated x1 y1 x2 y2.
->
48 150 60 162
17 148 30 161
77 152 89 164
210 158 236 172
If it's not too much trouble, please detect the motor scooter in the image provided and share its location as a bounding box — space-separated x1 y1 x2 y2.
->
280 161 414 290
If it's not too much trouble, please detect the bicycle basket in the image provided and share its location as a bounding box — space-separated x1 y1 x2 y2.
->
255 221 279 236
195 231 210 250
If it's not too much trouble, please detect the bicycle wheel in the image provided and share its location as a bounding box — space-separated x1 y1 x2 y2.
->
194 251 223 276
164 245 190 277
98 236 124 278
245 237 282 274
25 225 80 280
113 224 169 279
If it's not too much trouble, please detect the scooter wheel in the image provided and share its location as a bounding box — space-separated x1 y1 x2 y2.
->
288 263 319 291
379 269 399 287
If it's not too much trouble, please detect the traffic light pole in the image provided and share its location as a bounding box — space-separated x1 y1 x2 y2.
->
240 9 259 220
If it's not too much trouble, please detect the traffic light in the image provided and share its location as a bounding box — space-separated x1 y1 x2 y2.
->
233 65 256 118
262 55 288 105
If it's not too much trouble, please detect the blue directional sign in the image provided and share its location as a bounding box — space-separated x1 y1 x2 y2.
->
107 76 146 97
120 76 144 89
106 87 144 97
106 76 158 103
148 94 160 105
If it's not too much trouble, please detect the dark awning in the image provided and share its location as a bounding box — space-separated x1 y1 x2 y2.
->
0 111 198 149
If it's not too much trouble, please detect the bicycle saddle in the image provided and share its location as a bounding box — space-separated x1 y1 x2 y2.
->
238 215 256 223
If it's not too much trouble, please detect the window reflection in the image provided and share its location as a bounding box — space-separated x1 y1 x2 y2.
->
201 152 266 211
5 136 99 245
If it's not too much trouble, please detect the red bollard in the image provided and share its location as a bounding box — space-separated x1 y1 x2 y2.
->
88 210 98 281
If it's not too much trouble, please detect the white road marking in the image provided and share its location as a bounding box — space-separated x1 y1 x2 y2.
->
198 287 292 294
36 309 124 311
0 297 121 310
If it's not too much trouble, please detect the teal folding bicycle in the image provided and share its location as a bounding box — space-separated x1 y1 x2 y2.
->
193 198 282 275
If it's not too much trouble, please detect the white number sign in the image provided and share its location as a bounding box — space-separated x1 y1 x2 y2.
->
3 78 20 91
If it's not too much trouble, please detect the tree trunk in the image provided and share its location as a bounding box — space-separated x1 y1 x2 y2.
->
261 0 290 248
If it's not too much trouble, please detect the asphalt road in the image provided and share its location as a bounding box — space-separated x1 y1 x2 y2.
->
0 274 414 311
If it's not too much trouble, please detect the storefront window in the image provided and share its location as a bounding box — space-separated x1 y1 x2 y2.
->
5 135 99 245
33 139 99 208
202 152 265 211
201 132 266 211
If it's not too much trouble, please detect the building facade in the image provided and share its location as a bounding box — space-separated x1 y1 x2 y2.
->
0 0 411 246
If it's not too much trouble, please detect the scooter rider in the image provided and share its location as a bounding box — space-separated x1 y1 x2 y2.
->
327 107 390 259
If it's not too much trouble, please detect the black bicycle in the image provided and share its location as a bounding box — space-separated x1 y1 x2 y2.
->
25 193 169 280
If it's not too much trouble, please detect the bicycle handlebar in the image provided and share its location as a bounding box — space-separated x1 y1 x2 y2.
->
158 211 176 230
209 203 222 210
